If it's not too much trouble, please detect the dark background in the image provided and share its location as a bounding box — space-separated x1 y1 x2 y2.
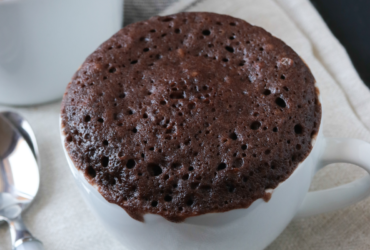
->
310 0 370 88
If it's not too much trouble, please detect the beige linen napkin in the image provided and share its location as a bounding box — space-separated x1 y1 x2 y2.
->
1 0 370 249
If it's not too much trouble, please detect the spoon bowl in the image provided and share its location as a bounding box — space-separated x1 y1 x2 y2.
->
1 111 39 161
0 112 44 250
0 114 39 210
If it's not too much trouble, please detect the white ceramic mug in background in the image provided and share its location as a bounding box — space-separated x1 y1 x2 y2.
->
61 101 370 250
0 0 123 106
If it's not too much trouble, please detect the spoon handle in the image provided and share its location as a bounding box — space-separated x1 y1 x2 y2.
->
9 215 45 250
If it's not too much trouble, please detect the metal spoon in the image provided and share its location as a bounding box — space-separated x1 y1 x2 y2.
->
0 112 44 250
0 112 39 160
0 111 39 224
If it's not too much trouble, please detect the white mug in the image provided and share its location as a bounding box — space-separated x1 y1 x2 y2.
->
0 0 123 106
61 100 370 250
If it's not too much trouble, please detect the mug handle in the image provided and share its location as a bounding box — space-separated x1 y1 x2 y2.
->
295 137 370 218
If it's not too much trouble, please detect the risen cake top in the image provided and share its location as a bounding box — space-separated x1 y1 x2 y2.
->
61 12 321 222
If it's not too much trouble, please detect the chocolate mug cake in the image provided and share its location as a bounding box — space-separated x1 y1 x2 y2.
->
61 12 321 222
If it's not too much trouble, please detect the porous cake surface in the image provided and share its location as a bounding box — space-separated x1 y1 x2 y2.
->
61 12 321 222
